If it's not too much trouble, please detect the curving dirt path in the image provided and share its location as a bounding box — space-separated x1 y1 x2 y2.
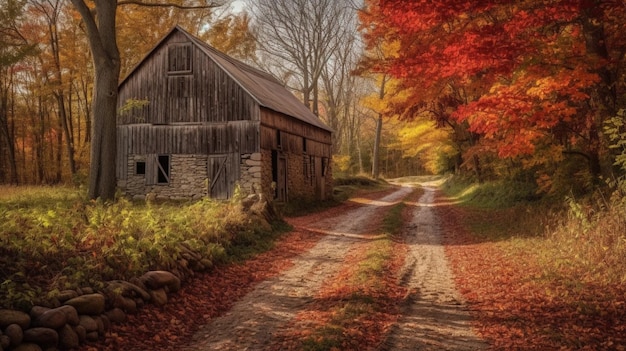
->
381 182 486 350
183 181 486 350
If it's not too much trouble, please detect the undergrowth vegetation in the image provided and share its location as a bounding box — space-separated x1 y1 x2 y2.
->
443 175 626 284
442 174 626 347
0 187 285 311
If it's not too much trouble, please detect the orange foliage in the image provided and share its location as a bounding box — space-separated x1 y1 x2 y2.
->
360 0 626 177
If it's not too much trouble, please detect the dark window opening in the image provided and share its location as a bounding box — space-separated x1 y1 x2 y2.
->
276 130 282 149
302 138 307 153
322 157 329 176
157 155 170 184
136 161 146 175
303 155 310 180
168 43 192 74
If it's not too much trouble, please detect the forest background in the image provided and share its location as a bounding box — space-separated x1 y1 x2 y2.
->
0 0 625 201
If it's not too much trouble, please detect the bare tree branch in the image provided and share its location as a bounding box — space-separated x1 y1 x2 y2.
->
117 0 223 10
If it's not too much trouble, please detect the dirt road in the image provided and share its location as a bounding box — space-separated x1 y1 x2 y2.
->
183 182 485 350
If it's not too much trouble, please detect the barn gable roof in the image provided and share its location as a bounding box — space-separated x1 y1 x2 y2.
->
119 25 332 133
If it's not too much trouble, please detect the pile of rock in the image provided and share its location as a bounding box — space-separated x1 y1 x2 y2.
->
0 271 180 351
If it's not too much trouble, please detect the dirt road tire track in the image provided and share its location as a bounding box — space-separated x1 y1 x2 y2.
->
381 184 486 351
183 187 413 350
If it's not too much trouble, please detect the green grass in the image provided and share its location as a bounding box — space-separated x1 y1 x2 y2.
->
0 186 289 311
441 177 540 208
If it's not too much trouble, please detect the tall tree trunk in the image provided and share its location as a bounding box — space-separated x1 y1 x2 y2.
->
0 97 18 184
372 114 382 179
582 6 617 178
371 75 387 179
55 92 76 175
71 0 120 200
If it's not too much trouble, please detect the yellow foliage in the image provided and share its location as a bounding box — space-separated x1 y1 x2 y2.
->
333 154 352 174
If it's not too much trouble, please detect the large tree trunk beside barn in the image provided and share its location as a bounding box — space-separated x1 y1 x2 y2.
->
70 0 120 200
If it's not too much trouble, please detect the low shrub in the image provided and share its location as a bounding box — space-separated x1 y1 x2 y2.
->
0 188 284 310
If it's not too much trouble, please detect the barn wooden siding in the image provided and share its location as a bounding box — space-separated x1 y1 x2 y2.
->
259 108 332 158
116 122 259 180
117 31 260 125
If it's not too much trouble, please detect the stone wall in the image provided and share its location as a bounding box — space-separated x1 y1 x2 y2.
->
257 149 333 203
121 154 208 200
239 153 262 196
118 150 332 202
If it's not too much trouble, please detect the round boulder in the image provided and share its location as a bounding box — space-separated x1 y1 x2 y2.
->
0 310 30 330
22 327 58 348
78 315 98 333
58 324 80 350
140 271 181 293
4 323 23 347
149 288 168 306
12 343 43 351
64 293 105 315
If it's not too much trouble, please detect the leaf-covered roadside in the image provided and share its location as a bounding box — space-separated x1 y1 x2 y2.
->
438 197 626 350
82 221 324 351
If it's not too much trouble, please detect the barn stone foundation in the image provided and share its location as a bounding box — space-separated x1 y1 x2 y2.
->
121 154 208 200
239 153 262 195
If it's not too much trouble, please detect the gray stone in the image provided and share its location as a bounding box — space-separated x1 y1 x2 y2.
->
12 343 43 351
140 271 181 293
149 288 168 306
112 296 137 314
5 323 23 347
104 308 126 324
23 327 58 348
34 305 76 329
0 335 10 349
78 315 98 332
29 307 50 321
55 290 78 303
94 316 105 335
105 280 151 301
99 314 110 332
60 306 79 326
64 294 105 315
0 310 31 329
73 326 86 343
80 287 94 294
58 325 79 350
85 331 99 342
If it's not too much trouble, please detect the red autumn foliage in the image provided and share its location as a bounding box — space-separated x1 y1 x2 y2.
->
359 0 626 175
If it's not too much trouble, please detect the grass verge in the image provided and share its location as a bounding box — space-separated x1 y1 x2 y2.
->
440 178 626 349
299 201 407 351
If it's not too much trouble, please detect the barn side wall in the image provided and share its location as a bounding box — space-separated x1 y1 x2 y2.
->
259 108 333 201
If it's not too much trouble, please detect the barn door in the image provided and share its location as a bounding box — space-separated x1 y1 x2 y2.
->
208 153 239 199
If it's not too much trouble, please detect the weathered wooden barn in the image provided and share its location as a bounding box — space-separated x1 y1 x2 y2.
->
116 26 333 201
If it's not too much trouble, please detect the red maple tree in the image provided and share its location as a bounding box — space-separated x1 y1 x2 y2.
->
360 0 625 182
